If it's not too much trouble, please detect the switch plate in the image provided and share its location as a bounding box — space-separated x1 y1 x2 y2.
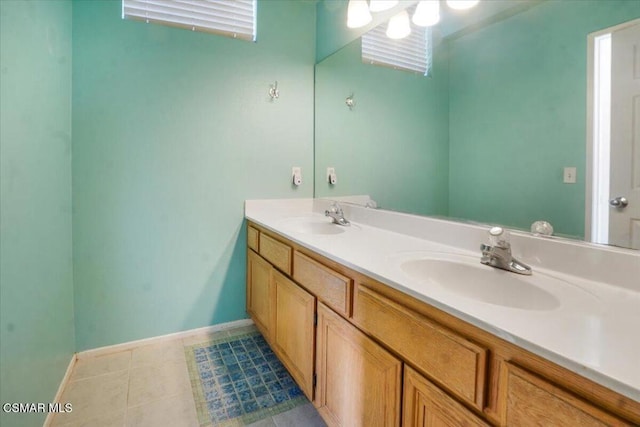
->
563 167 577 184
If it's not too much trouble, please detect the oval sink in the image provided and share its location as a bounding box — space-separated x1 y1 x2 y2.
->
278 216 348 235
400 257 561 311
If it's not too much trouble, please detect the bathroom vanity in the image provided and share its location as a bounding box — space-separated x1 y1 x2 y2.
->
245 199 640 426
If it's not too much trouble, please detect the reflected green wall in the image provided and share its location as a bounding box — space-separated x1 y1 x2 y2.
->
72 0 315 351
448 0 640 237
0 2 75 426
315 39 450 215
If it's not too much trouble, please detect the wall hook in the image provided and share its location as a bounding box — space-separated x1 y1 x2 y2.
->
345 93 355 110
269 81 279 100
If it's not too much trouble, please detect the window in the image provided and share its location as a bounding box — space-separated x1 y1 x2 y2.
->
362 24 432 76
122 0 256 41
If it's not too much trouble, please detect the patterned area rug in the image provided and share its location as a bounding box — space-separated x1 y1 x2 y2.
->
185 327 308 426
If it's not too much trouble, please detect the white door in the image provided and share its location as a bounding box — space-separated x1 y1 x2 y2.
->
610 21 640 249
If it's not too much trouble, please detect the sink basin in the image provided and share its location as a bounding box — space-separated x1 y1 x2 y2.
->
278 216 349 235
399 256 561 311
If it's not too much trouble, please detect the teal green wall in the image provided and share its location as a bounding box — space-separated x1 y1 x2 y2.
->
315 39 450 215
72 0 315 351
0 1 75 426
448 0 640 238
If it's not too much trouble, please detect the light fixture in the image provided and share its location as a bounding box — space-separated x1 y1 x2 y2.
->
386 9 411 39
347 0 372 29
369 0 399 12
446 0 479 11
412 0 440 27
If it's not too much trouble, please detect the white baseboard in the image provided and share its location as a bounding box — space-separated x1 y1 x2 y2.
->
76 318 254 360
44 354 77 427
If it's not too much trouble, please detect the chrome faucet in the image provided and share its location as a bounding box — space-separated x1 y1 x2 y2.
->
480 227 532 275
325 202 350 226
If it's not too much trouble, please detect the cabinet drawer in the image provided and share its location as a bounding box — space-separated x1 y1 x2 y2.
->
499 363 631 427
353 285 487 409
293 251 352 317
259 233 292 275
404 366 489 427
247 225 259 252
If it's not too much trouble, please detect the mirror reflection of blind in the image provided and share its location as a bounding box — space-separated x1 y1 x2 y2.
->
362 25 432 76
122 0 256 41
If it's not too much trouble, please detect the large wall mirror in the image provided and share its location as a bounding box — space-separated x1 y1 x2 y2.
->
314 0 640 250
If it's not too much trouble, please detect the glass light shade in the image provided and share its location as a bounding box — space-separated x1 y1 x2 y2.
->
412 0 440 27
347 0 373 28
446 0 479 10
369 0 399 12
386 10 411 39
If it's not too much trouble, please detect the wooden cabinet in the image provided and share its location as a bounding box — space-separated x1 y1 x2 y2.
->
293 251 352 317
353 284 487 410
499 363 631 427
259 232 292 275
246 222 640 427
247 249 274 340
247 225 259 252
272 269 316 400
404 366 489 427
315 302 402 427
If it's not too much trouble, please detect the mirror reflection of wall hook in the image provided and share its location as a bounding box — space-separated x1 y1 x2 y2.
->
269 81 279 100
346 93 355 110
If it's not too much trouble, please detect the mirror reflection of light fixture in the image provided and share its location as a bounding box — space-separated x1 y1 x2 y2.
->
347 0 372 28
413 0 440 27
446 0 479 11
369 0 399 12
386 9 411 39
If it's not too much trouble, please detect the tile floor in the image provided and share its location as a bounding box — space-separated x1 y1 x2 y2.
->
51 325 326 427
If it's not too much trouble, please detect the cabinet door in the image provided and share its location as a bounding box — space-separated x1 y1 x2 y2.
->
272 269 315 400
404 366 489 427
499 363 631 427
247 250 274 340
316 302 402 427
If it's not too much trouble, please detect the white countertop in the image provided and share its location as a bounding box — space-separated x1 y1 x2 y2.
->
245 198 640 402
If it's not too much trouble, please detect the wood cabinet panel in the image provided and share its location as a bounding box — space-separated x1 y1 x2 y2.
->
404 366 489 427
316 303 402 427
259 233 292 275
499 363 632 427
293 250 352 317
353 284 487 410
247 225 259 252
247 250 274 340
272 269 315 400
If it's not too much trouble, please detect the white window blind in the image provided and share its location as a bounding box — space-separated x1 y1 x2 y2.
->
122 0 256 41
362 25 432 76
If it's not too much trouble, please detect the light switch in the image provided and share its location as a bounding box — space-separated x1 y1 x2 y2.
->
563 167 577 184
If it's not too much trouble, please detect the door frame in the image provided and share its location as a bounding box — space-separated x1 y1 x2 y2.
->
585 18 640 243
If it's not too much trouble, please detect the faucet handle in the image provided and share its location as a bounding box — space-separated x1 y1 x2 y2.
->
326 202 342 215
488 226 510 248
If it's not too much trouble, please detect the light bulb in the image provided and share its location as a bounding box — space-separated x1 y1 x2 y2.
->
369 0 399 12
446 0 479 10
347 0 372 28
386 10 411 39
413 0 440 27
